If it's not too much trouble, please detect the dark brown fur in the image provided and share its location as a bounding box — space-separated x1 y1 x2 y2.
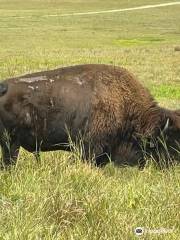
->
0 64 179 168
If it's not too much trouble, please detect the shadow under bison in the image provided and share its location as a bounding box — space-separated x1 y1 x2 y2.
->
0 64 179 169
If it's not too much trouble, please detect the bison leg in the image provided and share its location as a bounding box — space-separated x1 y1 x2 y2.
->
1 142 20 168
138 157 146 170
34 151 41 163
94 153 111 167
83 141 110 167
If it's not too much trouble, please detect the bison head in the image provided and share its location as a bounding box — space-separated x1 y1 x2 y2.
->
142 109 180 167
112 109 180 168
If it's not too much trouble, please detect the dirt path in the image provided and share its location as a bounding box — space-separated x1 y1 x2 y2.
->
6 1 180 18
45 2 180 18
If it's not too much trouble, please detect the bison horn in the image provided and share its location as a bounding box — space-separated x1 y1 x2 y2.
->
162 118 169 133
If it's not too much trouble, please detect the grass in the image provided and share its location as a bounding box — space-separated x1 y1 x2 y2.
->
0 0 180 239
114 37 165 47
0 152 180 240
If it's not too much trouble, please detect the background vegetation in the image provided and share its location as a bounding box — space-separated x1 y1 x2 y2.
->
0 0 179 239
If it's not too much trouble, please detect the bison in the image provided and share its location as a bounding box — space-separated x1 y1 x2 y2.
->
0 64 179 168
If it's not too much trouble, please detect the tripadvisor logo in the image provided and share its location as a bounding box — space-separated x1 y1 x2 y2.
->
134 227 144 236
134 226 174 236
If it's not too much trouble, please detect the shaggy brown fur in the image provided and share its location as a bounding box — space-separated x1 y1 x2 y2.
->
0 64 179 168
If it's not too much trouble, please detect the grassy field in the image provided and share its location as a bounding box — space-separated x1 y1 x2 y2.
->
0 0 180 239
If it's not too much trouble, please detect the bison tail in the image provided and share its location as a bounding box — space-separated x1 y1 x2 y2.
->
0 83 8 96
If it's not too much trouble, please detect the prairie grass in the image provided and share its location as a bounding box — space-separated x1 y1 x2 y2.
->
0 151 180 240
0 0 180 239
